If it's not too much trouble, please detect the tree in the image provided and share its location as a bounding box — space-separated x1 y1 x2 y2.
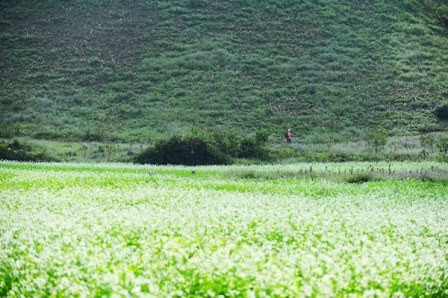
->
366 130 388 153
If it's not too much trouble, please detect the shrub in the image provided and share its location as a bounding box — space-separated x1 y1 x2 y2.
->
0 140 55 162
135 136 230 165
434 104 448 120
195 128 269 160
238 138 259 159
366 130 388 153
238 130 269 160
135 129 271 165
206 129 241 157
346 174 377 184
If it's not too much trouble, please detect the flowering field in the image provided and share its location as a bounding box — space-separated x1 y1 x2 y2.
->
1 161 447 297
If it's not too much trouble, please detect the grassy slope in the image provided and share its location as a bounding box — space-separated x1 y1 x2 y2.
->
0 0 447 143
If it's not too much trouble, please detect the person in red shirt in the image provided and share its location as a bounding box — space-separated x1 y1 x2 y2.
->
285 129 292 144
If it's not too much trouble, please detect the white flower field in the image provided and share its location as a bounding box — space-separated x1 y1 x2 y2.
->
0 161 447 297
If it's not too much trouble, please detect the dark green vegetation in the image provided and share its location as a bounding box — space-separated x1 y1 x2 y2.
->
3 131 448 164
135 129 269 165
0 139 54 162
136 135 232 165
1 0 447 145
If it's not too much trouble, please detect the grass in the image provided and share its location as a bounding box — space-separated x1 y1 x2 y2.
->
0 0 447 143
0 161 447 296
3 130 448 163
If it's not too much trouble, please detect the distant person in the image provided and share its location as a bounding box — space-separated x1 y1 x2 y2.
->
285 129 292 144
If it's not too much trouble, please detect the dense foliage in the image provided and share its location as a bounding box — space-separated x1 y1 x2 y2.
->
0 140 54 162
434 104 448 120
0 0 447 142
135 135 230 165
135 130 269 165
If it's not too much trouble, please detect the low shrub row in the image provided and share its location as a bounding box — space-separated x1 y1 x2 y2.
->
135 129 269 165
0 140 55 162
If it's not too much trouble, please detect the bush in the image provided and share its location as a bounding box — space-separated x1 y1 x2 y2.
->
135 136 230 165
346 174 377 184
238 136 267 159
135 129 271 165
366 129 388 153
434 104 448 120
237 130 269 159
238 138 259 158
206 129 241 157
0 140 55 162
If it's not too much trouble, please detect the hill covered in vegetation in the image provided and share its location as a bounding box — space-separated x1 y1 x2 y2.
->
1 0 447 143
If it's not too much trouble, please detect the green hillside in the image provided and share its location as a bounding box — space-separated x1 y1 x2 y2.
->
1 0 447 143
